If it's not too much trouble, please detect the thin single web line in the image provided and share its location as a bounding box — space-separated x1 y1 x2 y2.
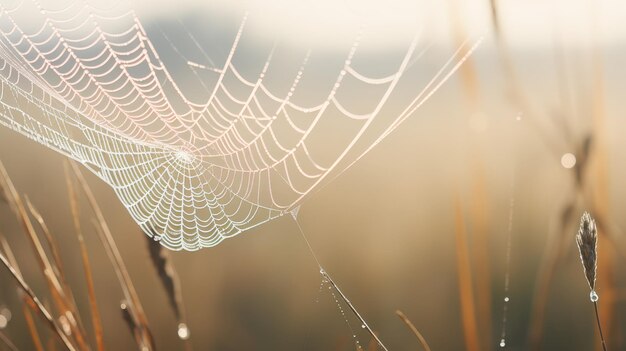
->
293 218 321 268
293 218 390 351
406 40 433 70
499 178 515 348
499 111 521 348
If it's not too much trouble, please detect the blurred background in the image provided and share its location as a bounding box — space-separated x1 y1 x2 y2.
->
1 0 626 350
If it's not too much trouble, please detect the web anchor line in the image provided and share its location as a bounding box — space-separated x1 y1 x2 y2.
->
293 218 389 351
499 112 520 348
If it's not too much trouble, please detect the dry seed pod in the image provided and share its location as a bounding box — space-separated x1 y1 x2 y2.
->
576 211 598 299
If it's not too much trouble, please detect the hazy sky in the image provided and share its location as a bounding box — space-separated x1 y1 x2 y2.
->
131 0 626 50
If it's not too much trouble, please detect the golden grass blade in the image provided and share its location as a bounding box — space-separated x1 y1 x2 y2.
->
68 161 154 349
0 162 89 351
0 250 76 351
395 310 431 351
22 300 44 351
446 0 481 108
0 237 21 279
63 161 83 240
470 167 492 349
92 222 154 351
0 177 6 204
446 1 492 345
76 218 106 351
0 163 61 292
367 337 378 351
25 197 89 346
0 329 20 351
64 162 105 351
24 197 66 285
1 235 31 351
0 168 77 351
47 335 58 351
454 199 480 351
0 163 64 301
0 236 28 351
68 162 145 315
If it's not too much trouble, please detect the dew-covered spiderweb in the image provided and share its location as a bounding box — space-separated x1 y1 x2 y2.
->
0 0 475 250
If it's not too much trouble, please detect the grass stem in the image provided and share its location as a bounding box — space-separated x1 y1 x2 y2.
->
593 301 608 351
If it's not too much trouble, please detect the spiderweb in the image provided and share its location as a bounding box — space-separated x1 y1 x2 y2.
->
0 0 473 250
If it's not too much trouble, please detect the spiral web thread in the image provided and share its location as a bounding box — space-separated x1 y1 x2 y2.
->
0 0 473 250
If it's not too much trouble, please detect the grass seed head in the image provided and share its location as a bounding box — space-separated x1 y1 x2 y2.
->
576 211 598 290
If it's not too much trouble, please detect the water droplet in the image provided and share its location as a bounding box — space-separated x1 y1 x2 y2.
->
500 339 506 347
590 290 599 302
0 307 12 321
177 323 190 340
561 153 576 169
361 324 366 329
0 315 7 329
58 315 72 335
504 297 509 302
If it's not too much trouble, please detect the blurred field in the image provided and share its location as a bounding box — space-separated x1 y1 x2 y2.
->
1 0 626 350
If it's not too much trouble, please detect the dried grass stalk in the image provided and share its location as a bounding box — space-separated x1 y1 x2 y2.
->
0 249 76 351
454 199 480 351
68 161 154 350
0 329 20 351
395 310 431 351
24 197 67 286
24 197 89 347
22 300 45 351
0 163 79 351
64 162 106 351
